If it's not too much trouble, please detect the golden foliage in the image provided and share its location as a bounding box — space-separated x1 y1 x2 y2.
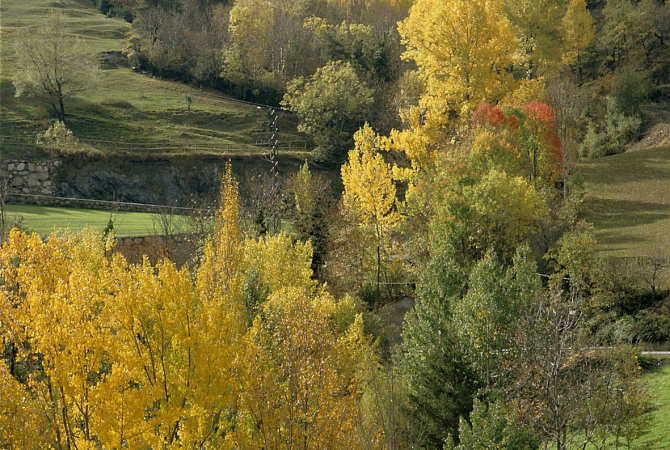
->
342 125 401 231
229 287 367 450
561 0 595 66
341 125 404 303
197 162 246 329
501 77 548 106
243 232 316 294
0 164 374 449
395 0 516 165
0 226 242 449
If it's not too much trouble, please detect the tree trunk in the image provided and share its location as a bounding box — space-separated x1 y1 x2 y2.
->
59 96 66 122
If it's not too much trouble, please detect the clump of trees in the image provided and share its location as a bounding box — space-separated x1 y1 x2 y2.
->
16 0 670 161
5 0 670 448
0 165 369 449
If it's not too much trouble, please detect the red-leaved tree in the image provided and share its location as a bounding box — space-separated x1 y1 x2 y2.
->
471 102 563 186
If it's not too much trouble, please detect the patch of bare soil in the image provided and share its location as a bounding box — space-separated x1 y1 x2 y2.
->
626 122 670 152
627 104 670 152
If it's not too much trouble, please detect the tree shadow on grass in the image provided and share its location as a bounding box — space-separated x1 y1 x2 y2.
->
596 230 649 248
582 147 670 186
584 197 670 230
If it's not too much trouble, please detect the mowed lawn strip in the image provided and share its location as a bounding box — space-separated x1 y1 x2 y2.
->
579 145 670 258
3 204 184 237
640 360 670 448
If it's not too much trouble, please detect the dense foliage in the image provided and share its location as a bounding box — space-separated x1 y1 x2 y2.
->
5 0 670 448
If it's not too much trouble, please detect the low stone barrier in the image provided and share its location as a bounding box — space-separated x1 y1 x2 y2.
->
6 193 199 215
3 160 59 196
114 233 196 269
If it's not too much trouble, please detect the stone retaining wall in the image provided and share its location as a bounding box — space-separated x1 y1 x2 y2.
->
3 160 60 196
114 233 196 269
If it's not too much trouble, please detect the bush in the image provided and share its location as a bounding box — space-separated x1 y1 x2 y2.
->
107 6 134 23
578 97 641 159
596 315 638 345
101 98 133 108
637 354 668 369
37 120 79 156
635 311 670 343
610 69 654 116
579 124 611 159
606 96 642 147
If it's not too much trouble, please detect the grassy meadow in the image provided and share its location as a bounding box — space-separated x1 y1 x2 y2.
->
641 360 670 448
579 145 670 259
3 204 178 237
0 0 308 158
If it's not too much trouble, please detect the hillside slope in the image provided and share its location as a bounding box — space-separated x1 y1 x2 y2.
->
580 144 670 258
0 0 308 157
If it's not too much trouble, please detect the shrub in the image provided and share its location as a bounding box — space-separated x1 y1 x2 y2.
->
610 69 654 116
579 124 611 159
37 120 78 156
637 354 667 369
606 96 642 147
635 311 670 343
601 316 638 345
107 6 134 23
101 98 133 108
578 97 641 159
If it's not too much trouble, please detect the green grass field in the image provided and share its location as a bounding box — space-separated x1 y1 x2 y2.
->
0 0 308 158
579 145 670 258
641 360 670 448
3 204 182 237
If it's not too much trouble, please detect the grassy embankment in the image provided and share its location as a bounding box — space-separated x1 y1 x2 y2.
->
580 145 670 259
0 0 312 235
0 0 309 159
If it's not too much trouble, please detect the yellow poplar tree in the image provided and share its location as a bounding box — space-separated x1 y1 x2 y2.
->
229 287 368 450
502 0 569 80
102 253 242 449
394 0 516 169
342 124 401 305
0 229 114 450
0 363 48 449
197 162 246 327
561 0 595 77
0 163 248 449
243 232 316 294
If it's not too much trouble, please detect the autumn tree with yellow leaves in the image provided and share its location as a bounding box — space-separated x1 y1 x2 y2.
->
392 0 517 170
230 287 367 450
0 165 246 448
0 162 376 449
342 124 402 306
